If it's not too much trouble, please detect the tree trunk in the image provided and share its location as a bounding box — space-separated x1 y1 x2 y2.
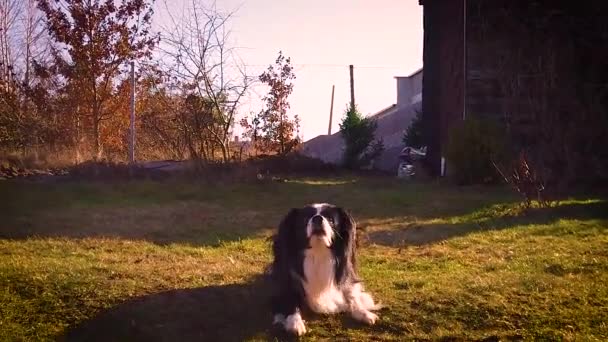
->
93 118 101 161
75 110 82 164
220 140 228 163
91 95 105 160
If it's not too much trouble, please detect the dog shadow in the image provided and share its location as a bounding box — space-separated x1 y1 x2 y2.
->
60 274 303 342
60 273 395 342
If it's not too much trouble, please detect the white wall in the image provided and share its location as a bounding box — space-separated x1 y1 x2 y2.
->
396 69 423 107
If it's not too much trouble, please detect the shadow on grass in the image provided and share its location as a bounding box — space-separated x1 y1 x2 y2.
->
0 177 516 247
61 275 284 342
60 274 398 342
368 200 608 247
0 179 355 247
2 176 603 249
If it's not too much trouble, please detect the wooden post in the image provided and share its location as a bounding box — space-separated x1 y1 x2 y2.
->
328 85 335 135
349 65 355 111
129 61 135 164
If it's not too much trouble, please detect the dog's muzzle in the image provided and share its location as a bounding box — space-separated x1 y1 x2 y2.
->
311 215 325 236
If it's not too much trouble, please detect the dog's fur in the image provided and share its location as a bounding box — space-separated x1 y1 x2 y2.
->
270 203 381 335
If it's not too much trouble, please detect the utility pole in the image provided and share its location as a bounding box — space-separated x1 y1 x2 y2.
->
328 85 335 135
129 61 135 164
279 92 284 154
349 64 355 111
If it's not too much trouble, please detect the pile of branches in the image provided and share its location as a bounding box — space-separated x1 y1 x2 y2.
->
493 151 551 209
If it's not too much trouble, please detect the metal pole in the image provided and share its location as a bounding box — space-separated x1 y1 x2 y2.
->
328 85 335 135
463 0 467 121
129 61 135 164
349 65 355 111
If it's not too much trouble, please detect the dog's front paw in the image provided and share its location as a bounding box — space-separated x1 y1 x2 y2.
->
352 310 379 325
284 312 307 336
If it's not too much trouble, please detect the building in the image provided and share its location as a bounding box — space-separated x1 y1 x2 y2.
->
419 0 608 178
299 68 422 173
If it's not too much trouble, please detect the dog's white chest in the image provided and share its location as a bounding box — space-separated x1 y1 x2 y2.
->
302 245 345 313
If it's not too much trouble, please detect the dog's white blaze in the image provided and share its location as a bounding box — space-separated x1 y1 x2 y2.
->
302 239 346 314
305 204 334 246
311 203 330 210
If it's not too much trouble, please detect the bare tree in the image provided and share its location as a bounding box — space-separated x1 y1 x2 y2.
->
0 0 20 91
19 0 47 90
17 0 48 155
160 0 252 163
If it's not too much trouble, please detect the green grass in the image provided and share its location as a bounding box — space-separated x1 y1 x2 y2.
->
0 177 607 341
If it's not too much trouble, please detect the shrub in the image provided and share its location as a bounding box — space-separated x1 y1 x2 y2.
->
339 105 383 169
402 109 424 148
445 117 508 184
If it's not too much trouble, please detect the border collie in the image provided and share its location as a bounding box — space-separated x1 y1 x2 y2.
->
270 203 381 336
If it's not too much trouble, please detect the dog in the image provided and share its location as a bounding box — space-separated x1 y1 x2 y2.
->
269 203 381 336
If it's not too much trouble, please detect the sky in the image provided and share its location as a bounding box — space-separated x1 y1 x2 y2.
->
154 0 423 141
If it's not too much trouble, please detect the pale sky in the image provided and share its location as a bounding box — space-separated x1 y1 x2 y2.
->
155 0 423 141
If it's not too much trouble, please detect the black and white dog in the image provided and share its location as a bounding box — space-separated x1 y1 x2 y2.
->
270 203 381 336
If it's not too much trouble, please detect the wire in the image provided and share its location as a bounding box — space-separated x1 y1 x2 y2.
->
242 63 404 70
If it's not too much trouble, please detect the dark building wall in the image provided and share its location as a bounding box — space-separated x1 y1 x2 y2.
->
464 0 506 121
464 0 554 134
420 0 465 176
465 1 608 146
422 0 608 181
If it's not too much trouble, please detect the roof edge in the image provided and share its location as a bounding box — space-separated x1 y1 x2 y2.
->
367 103 399 121
394 67 423 79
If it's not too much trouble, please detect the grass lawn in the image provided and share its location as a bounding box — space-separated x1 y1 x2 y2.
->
0 176 607 341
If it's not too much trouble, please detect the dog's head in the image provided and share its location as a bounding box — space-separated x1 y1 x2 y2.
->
279 203 355 249
271 203 359 285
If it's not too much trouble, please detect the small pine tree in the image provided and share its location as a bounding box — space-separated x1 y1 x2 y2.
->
403 109 424 148
339 104 382 169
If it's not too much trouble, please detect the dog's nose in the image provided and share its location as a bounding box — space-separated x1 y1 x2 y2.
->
311 215 325 236
311 215 324 226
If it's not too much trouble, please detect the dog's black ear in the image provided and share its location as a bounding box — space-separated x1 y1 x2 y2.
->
278 208 299 233
335 207 358 282
272 208 300 265
336 207 356 239
270 208 302 310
